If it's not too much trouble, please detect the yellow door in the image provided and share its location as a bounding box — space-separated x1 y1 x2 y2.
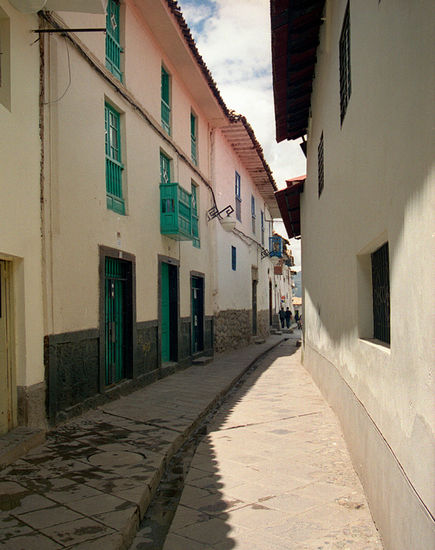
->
0 261 13 434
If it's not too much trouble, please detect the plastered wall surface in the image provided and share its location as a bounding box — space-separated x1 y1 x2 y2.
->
43 7 217 334
301 0 435 542
0 3 44 388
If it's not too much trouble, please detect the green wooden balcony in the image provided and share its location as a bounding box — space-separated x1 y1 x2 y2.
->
160 183 193 240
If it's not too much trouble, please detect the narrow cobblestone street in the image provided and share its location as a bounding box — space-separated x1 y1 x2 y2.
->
148 339 383 550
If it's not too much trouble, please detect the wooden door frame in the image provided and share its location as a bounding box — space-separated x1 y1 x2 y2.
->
158 255 180 366
190 271 205 355
99 246 136 392
0 259 16 433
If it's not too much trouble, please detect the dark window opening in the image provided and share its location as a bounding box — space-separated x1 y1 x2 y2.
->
318 132 324 197
371 242 390 344
339 1 351 124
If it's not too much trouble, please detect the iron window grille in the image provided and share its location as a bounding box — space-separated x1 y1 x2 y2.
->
235 171 241 221
339 1 351 124
105 0 123 81
231 246 236 271
318 132 324 197
161 66 171 135
105 103 125 214
371 242 390 344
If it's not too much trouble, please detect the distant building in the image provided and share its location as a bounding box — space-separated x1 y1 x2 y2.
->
271 1 435 549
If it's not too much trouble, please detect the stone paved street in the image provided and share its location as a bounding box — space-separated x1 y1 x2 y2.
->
158 339 383 550
0 337 284 549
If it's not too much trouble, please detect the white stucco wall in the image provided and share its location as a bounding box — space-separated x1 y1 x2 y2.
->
0 2 44 389
301 1 435 547
213 128 275 315
42 10 219 334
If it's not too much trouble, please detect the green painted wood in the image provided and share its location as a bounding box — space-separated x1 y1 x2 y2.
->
160 182 193 241
161 67 171 134
191 276 204 354
105 257 126 385
161 262 170 363
105 0 123 81
105 103 125 214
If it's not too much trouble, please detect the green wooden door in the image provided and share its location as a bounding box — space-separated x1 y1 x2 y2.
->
105 258 127 385
191 277 204 354
161 262 170 363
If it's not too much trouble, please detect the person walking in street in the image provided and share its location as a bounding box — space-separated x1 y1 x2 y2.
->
285 307 292 329
279 307 285 329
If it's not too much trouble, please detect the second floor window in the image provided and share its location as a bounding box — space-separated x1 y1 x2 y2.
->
105 103 125 214
160 152 171 185
261 211 265 245
339 1 351 124
191 112 197 165
251 195 256 234
231 246 237 271
161 66 171 135
192 183 200 248
371 242 390 344
106 0 122 81
235 171 241 221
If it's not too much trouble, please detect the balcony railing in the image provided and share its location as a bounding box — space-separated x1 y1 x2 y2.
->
160 183 193 240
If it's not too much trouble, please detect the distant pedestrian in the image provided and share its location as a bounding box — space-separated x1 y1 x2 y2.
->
297 314 302 330
279 307 285 329
285 307 292 329
295 310 299 322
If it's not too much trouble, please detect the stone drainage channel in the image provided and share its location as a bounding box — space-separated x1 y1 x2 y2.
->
128 337 292 549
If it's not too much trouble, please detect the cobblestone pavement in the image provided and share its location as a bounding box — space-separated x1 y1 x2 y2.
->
0 336 284 549
157 339 383 550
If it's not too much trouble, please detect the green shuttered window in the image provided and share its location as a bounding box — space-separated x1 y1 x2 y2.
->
105 103 125 214
192 183 200 248
191 112 197 165
106 0 123 81
161 66 171 135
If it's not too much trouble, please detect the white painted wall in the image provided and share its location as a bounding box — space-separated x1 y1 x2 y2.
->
0 2 44 391
42 9 219 334
301 0 435 547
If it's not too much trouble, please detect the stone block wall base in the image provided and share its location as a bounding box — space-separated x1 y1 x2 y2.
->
214 309 251 353
17 382 47 429
303 342 435 550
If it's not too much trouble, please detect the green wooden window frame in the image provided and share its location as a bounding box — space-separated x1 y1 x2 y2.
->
161 66 171 135
106 0 123 81
191 112 197 165
105 103 125 214
261 210 265 245
191 183 200 248
160 152 171 185
235 171 241 221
